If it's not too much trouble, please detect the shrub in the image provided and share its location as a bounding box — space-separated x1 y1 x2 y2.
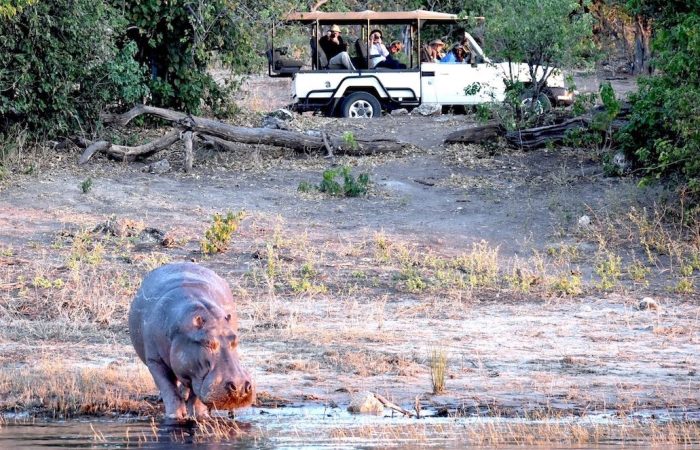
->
619 9 700 203
0 0 148 137
319 167 370 197
200 211 245 255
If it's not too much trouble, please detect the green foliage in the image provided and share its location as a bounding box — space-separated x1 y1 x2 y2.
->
564 82 620 152
342 131 359 150
112 0 299 114
480 0 594 99
200 211 245 255
317 166 370 197
0 0 148 137
0 0 34 17
595 252 622 291
619 10 700 200
80 178 93 194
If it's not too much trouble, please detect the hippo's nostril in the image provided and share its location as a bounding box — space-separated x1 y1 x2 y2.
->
225 381 237 393
244 381 252 394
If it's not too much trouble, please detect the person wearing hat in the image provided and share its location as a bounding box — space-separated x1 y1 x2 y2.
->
420 39 445 63
319 24 356 70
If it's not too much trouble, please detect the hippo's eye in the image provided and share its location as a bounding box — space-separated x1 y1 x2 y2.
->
230 336 238 349
203 340 219 351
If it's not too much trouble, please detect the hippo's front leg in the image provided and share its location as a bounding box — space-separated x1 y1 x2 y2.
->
146 358 187 419
187 393 210 418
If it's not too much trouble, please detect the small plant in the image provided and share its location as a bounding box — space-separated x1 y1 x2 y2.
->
32 276 64 289
67 230 105 269
80 177 93 193
429 348 447 394
628 260 651 285
297 181 314 193
342 131 358 150
317 166 370 197
674 278 694 294
550 273 583 296
200 211 245 255
595 252 622 291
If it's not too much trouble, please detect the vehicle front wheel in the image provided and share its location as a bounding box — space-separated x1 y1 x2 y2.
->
341 92 381 118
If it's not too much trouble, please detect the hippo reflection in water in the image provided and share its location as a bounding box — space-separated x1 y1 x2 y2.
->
129 263 255 419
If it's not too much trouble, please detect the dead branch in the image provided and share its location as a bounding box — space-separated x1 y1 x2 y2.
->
182 131 194 173
79 131 180 164
374 393 415 417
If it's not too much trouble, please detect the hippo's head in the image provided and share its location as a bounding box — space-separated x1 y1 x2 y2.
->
170 305 255 410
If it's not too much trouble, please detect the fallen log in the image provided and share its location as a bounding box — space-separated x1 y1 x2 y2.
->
444 121 502 144
506 117 590 150
446 105 631 150
94 105 406 162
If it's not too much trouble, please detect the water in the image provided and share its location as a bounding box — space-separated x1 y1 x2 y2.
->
1 406 699 449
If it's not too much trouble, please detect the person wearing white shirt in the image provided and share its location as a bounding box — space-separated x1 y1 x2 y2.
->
368 29 389 68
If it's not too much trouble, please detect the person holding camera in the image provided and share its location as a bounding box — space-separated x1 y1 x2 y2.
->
319 24 356 70
368 29 389 68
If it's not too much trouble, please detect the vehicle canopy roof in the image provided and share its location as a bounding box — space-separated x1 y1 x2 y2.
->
284 9 483 25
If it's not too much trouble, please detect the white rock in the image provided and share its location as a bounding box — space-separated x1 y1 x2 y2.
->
413 103 442 116
347 391 384 414
612 151 631 174
390 108 409 116
145 159 170 174
268 108 294 121
578 215 591 228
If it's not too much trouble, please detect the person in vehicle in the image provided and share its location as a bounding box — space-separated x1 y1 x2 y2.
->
368 29 389 68
421 39 445 63
441 44 467 63
319 24 355 70
376 40 406 69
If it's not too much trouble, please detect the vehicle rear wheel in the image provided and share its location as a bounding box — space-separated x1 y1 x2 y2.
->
519 91 552 116
341 92 381 118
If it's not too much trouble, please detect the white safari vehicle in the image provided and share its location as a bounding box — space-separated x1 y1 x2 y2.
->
268 10 574 118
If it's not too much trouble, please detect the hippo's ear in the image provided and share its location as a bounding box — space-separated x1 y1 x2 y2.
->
193 315 206 329
225 313 232 322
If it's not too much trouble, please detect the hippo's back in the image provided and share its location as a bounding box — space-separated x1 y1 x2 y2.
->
128 263 233 361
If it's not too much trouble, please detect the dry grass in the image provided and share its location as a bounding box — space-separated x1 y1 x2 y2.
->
0 359 154 417
325 419 700 446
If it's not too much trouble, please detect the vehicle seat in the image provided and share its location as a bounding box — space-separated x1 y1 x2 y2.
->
353 39 368 69
311 38 329 69
269 47 303 74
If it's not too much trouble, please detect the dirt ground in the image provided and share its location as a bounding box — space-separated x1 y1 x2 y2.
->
0 74 698 427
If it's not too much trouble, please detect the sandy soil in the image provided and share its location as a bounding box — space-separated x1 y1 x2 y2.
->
0 74 698 424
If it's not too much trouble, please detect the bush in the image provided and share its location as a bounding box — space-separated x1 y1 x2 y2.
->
318 167 370 197
619 9 700 201
114 0 269 115
0 1 148 137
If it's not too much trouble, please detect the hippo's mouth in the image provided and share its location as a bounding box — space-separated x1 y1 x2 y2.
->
201 390 256 410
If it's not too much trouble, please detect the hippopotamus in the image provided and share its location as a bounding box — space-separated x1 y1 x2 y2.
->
128 262 255 419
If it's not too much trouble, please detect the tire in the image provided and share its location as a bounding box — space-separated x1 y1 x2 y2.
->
341 92 381 118
520 91 552 116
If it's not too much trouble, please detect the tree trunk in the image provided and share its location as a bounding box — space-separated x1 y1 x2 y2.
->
633 15 653 75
